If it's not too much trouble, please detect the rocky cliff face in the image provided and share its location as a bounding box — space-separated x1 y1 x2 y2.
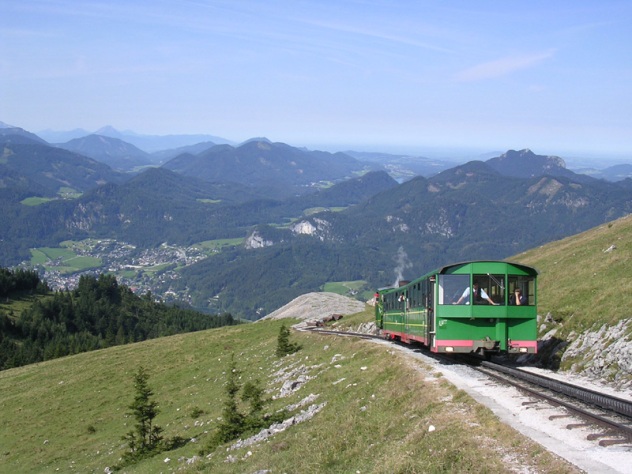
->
535 316 632 391
245 230 274 249
290 218 334 242
562 319 632 390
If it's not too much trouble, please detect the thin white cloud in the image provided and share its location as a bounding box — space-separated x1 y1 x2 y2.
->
454 50 555 82
302 18 454 54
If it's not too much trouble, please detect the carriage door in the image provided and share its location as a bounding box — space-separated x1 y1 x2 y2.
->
427 277 436 348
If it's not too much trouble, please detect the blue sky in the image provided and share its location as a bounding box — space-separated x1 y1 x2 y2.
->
2 1 631 160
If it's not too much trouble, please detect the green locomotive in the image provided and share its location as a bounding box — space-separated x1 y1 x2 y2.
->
375 261 538 355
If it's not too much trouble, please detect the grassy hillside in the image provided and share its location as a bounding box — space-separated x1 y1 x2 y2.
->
514 214 632 338
5 215 629 472
0 314 573 473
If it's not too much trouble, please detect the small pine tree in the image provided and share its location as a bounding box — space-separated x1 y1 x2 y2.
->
214 354 245 443
241 379 265 431
122 366 163 462
204 355 286 453
276 323 301 357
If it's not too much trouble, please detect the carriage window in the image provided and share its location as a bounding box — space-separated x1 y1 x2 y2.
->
411 282 426 308
508 276 535 305
438 274 469 304
385 292 395 310
408 283 418 308
473 274 505 305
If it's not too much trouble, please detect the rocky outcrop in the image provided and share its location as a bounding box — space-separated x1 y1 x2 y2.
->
290 218 334 241
259 292 366 323
562 319 632 390
245 230 274 249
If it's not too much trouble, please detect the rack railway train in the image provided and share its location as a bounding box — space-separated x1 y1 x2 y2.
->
375 260 538 356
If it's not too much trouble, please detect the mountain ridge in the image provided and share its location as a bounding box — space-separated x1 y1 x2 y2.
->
56 134 152 170
2 127 632 319
162 139 376 197
37 125 234 152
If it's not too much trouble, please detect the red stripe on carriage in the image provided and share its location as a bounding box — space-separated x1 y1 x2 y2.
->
383 331 428 345
434 340 474 347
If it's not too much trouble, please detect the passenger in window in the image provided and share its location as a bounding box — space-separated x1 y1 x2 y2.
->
509 288 527 305
454 282 497 305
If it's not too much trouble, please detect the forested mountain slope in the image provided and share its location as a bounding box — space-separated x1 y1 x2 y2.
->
2 134 632 321
0 268 236 370
178 160 632 318
162 140 375 197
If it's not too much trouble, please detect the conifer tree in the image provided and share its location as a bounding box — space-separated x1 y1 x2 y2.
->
204 355 286 453
122 366 163 461
276 323 301 357
215 354 245 443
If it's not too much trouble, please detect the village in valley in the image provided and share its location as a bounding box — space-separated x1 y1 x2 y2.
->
25 238 220 306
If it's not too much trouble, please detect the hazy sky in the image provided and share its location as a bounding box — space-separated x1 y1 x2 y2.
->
2 1 631 159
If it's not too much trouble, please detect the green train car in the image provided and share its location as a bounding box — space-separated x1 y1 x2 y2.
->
375 261 538 355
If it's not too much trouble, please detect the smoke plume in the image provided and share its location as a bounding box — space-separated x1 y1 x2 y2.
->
392 246 413 287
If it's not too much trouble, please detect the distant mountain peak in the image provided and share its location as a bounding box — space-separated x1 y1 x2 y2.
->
56 133 151 170
497 149 566 168
94 125 122 137
486 149 570 179
240 137 272 146
0 125 48 144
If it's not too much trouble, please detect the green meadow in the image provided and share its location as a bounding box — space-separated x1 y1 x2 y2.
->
30 246 102 274
193 237 244 251
0 313 573 473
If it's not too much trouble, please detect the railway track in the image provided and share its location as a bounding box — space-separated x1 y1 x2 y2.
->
302 325 632 447
475 361 632 447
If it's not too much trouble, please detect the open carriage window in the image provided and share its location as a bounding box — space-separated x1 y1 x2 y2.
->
472 274 505 305
508 276 535 305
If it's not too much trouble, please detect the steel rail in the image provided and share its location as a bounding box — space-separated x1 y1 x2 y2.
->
476 363 632 446
481 361 632 418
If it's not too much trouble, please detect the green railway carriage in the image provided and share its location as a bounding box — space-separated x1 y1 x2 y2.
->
375 261 538 355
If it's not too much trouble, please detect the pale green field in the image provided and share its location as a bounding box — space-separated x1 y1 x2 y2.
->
322 280 374 302
141 263 173 274
18 187 81 206
193 237 244 250
30 247 102 274
304 206 347 215
323 280 367 293
20 197 56 206
196 198 222 204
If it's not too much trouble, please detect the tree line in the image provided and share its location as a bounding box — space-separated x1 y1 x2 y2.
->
0 266 49 297
0 270 237 370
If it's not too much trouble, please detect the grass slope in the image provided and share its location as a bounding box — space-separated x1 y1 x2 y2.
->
514 214 632 340
0 314 574 473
